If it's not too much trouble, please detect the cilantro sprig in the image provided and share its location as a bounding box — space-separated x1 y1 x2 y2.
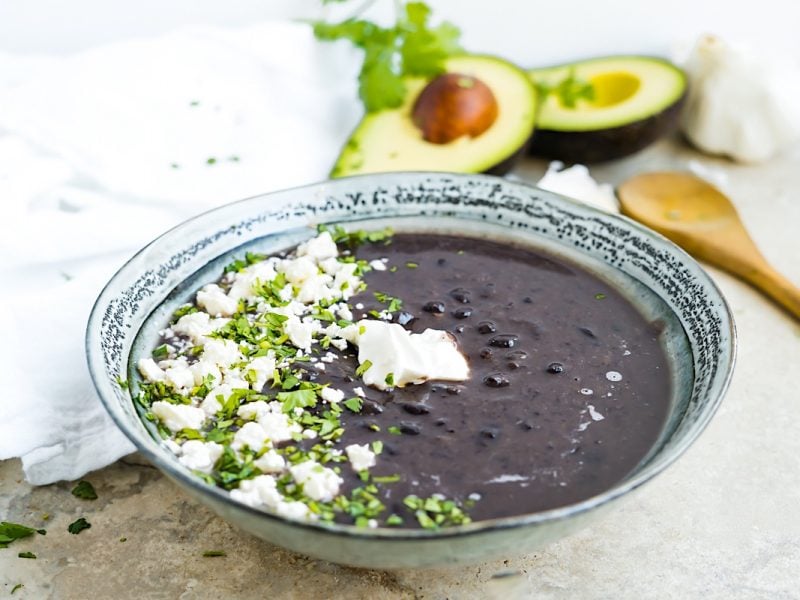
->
311 1 461 112
536 68 596 109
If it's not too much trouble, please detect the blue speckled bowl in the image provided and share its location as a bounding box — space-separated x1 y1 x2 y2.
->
86 173 735 568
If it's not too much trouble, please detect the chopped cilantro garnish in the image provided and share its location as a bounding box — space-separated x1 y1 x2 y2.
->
535 67 596 108
373 474 401 483
318 224 393 248
67 518 91 535
384 372 395 387
374 291 403 312
371 440 383 455
343 397 363 413
388 426 402 435
152 344 170 360
206 157 217 165
278 389 319 413
405 261 419 269
17 551 36 559
115 376 128 390
595 293 607 300
11 584 23 594
355 360 373 377
71 481 98 500
402 494 471 528
385 514 404 526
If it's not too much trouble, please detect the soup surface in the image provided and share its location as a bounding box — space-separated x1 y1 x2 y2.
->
134 229 671 529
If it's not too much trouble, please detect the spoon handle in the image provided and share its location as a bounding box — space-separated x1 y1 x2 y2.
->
746 263 800 320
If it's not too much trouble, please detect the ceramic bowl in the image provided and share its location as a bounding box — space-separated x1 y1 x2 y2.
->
86 172 735 568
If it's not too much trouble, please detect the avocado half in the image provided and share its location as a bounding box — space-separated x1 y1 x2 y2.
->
528 56 687 163
331 55 538 178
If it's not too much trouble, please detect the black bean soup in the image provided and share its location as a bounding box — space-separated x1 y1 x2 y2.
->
301 233 671 522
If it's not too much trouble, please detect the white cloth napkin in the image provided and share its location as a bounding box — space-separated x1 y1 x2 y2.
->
0 21 362 484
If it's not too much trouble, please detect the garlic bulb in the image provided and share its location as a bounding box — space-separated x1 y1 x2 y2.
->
680 34 800 163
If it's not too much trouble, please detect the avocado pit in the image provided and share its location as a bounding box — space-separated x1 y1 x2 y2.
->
412 73 499 144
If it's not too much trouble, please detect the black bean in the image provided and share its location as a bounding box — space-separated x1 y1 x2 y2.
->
489 334 519 348
479 283 496 298
480 427 500 439
478 321 497 334
508 361 521 370
423 301 445 314
399 422 421 435
578 327 596 338
507 350 528 361
435 418 447 427
523 296 533 304
361 399 384 415
479 348 493 359
454 325 465 333
394 311 416 326
518 421 534 431
483 373 510 388
547 362 565 374
343 375 354 383
453 307 473 319
401 402 430 415
449 288 471 303
437 258 447 266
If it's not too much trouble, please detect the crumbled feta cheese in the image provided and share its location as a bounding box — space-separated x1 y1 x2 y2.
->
345 444 376 471
330 338 348 351
237 400 270 421
201 382 246 416
163 439 182 455
178 440 223 473
197 283 239 317
230 475 283 509
172 312 229 344
232 421 270 451
302 429 318 439
189 359 221 386
228 261 278 301
164 361 194 392
137 357 165 382
319 256 342 275
369 259 387 271
290 460 343 502
245 354 276 391
284 316 314 351
588 404 605 421
297 231 338 261
277 501 312 521
335 304 354 322
320 387 344 404
151 401 206 432
353 320 469 390
296 274 335 304
353 386 366 398
333 263 361 298
280 256 318 284
253 450 286 474
258 411 301 443
201 338 242 368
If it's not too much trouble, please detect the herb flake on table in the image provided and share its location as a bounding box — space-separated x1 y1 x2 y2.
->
0 522 40 548
71 480 98 500
17 551 36 559
11 584 23 595
202 550 226 557
67 518 91 535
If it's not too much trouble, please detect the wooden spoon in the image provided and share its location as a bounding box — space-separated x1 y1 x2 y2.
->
617 171 800 321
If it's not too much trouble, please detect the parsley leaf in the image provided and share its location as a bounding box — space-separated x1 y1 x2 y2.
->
67 518 91 535
71 481 98 500
18 551 36 559
355 360 373 377
343 397 363 413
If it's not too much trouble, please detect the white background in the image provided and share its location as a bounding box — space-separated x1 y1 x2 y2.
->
1 0 799 62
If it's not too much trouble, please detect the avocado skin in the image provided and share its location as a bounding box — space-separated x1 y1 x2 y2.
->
529 92 686 164
483 135 532 175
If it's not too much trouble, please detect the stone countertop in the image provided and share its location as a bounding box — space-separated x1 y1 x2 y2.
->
2 139 799 599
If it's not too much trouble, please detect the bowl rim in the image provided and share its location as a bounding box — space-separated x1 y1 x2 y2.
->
86 171 737 540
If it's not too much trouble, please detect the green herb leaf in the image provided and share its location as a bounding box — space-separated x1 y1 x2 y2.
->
11 584 23 594
0 522 37 546
71 480 98 500
384 372 395 387
343 397 363 413
202 550 227 557
17 551 36 559
67 518 91 535
595 293 606 300
537 68 595 109
355 359 373 377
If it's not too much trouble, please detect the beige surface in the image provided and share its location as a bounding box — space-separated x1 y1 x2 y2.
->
2 138 799 599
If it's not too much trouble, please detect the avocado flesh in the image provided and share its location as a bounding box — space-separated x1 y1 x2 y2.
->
331 55 538 178
528 56 687 163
